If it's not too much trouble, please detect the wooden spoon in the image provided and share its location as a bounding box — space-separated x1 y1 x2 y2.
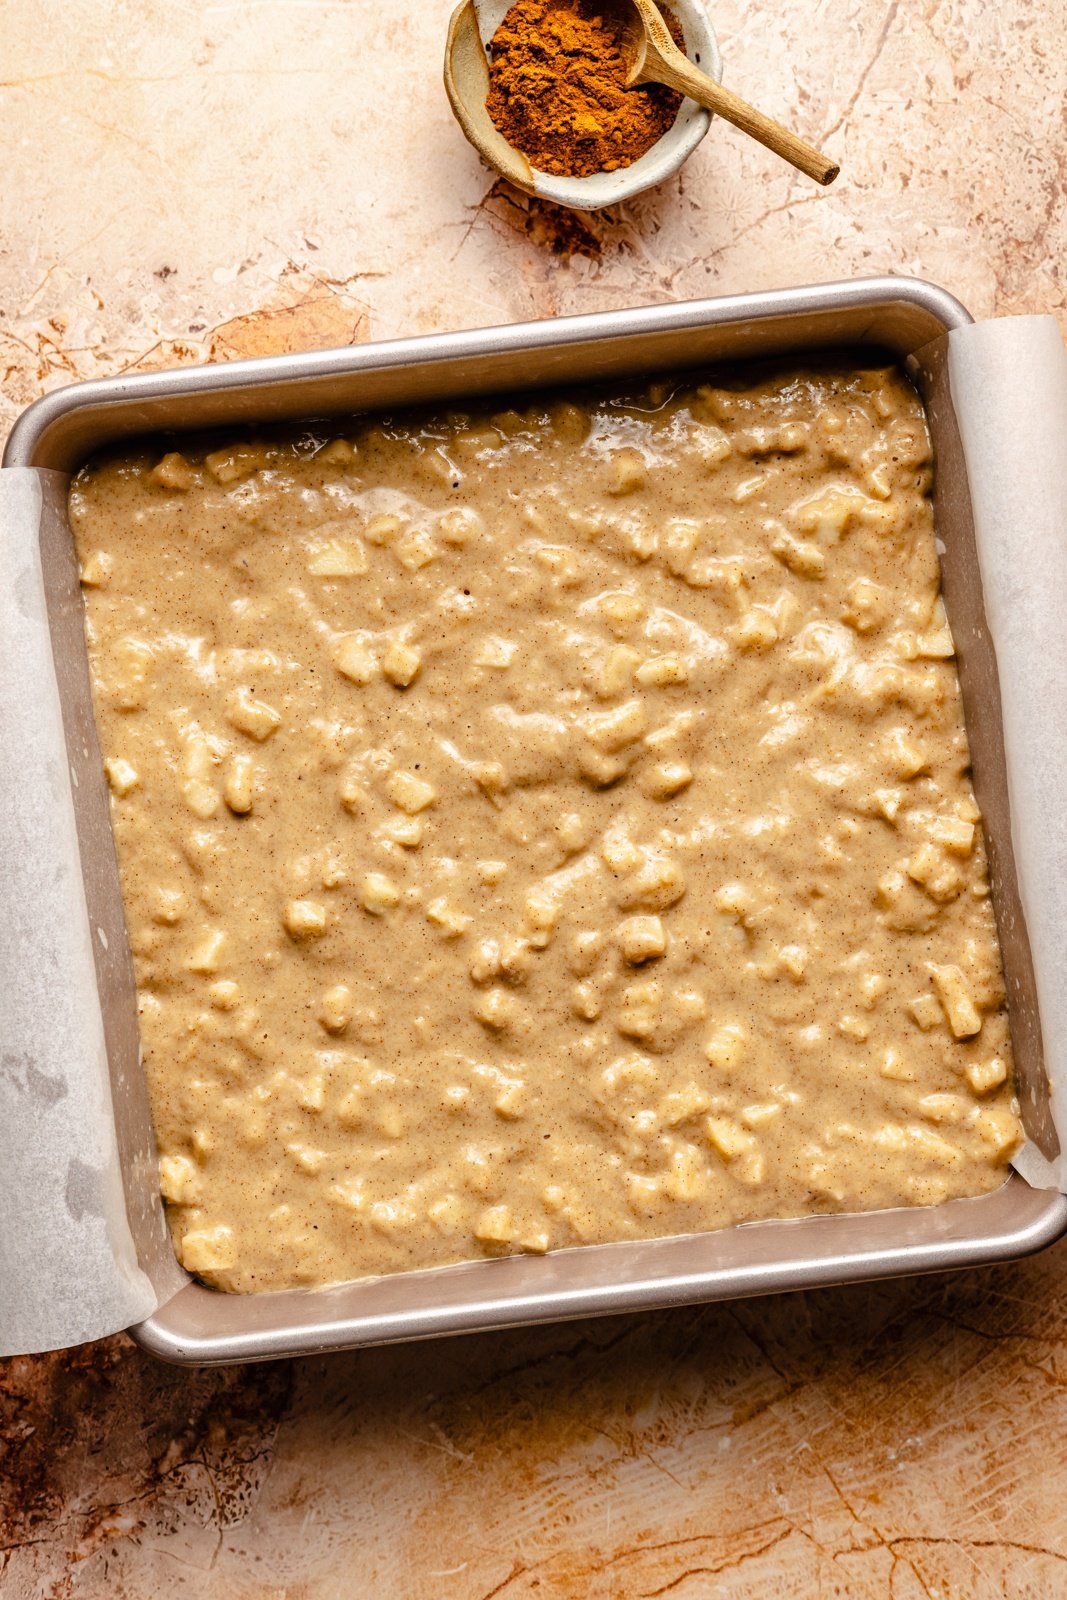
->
618 0 839 186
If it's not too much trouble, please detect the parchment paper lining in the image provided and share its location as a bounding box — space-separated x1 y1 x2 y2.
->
0 469 176 1357
943 318 1067 1187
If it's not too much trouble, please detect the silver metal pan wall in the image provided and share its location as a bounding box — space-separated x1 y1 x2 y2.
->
8 276 1063 1365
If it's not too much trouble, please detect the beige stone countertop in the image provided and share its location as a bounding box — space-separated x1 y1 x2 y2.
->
2 1 1066 1594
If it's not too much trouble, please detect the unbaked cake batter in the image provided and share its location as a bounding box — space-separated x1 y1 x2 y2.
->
70 363 1022 1292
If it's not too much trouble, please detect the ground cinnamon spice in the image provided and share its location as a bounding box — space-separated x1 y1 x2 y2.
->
485 0 684 178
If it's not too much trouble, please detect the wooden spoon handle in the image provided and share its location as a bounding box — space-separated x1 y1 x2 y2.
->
642 52 839 186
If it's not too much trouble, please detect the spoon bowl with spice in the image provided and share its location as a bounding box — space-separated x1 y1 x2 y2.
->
444 0 722 211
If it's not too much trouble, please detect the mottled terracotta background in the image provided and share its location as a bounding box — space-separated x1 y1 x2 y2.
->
2 1 1066 1594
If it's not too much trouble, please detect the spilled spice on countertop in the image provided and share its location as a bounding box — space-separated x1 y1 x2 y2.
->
485 0 685 177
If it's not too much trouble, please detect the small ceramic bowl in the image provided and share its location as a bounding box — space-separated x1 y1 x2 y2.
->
444 0 722 212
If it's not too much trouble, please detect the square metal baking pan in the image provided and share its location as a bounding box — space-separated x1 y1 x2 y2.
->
8 275 1066 1365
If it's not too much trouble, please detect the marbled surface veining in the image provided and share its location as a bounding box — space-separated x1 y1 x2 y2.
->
1 0 1066 1594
